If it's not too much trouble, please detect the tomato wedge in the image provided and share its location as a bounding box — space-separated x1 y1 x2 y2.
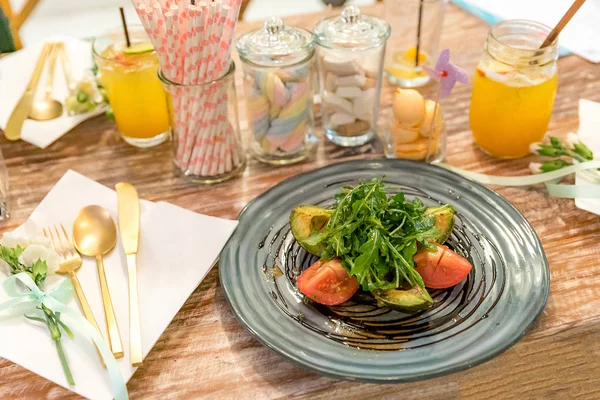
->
414 244 472 289
297 258 359 305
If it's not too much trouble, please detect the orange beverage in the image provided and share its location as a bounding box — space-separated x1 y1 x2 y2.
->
469 20 558 158
93 27 169 148
384 0 447 88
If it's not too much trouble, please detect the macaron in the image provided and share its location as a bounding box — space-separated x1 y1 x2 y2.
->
395 137 430 153
393 89 425 127
395 137 431 160
419 100 443 137
395 148 428 160
390 121 419 144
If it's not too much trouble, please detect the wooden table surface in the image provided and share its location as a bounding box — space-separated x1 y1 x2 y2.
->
1 3 600 399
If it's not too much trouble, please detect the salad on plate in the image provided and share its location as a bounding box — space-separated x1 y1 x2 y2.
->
290 178 473 313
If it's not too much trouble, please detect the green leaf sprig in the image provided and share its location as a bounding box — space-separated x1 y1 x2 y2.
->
0 245 75 385
530 134 595 173
319 178 438 292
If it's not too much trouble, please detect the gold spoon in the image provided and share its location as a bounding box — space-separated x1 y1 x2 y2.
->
30 42 63 121
73 205 124 358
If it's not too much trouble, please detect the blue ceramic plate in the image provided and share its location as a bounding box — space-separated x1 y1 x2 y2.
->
220 159 549 382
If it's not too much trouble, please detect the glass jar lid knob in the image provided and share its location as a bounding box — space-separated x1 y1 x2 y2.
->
341 6 360 24
265 17 284 35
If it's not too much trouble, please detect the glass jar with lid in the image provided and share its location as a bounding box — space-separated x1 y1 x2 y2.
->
237 17 317 165
470 20 559 158
313 6 390 147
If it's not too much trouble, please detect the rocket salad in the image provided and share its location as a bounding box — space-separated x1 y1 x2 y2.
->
290 178 472 312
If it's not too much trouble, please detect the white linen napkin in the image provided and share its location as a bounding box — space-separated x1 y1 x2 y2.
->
0 36 104 148
0 170 238 399
575 99 600 216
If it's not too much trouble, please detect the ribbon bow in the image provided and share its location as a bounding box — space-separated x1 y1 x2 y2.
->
1 272 73 309
0 272 128 400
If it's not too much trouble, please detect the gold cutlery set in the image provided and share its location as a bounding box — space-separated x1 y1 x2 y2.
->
5 42 73 141
44 183 143 366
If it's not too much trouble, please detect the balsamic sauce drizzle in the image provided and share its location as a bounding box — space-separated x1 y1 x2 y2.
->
260 183 507 351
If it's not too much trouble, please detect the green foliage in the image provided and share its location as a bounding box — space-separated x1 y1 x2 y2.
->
533 136 595 169
319 178 438 292
540 159 573 172
0 245 75 385
0 245 24 273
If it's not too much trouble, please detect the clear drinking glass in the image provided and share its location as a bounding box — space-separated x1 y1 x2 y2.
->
384 87 446 163
384 0 448 88
159 62 246 184
313 6 391 147
237 17 317 165
470 20 559 158
93 26 170 148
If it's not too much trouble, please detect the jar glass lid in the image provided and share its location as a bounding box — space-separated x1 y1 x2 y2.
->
236 17 315 67
313 6 391 50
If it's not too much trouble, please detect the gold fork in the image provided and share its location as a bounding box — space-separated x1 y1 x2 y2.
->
44 224 104 339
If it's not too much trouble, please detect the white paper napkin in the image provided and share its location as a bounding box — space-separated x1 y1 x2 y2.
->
0 170 238 399
0 36 104 148
575 99 600 216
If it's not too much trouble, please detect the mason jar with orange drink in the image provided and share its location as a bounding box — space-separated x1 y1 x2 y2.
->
93 26 170 148
470 20 559 158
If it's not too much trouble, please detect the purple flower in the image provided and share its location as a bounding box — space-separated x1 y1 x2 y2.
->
423 49 469 98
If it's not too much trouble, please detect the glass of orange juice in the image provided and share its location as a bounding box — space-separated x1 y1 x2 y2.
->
384 0 448 87
93 27 169 147
470 20 559 158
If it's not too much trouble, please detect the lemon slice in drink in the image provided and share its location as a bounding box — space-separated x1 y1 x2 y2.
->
124 43 154 55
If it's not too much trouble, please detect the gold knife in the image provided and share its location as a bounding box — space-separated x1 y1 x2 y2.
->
4 43 52 141
57 42 76 95
115 182 143 366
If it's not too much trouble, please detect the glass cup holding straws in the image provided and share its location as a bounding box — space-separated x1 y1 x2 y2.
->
384 0 448 88
134 0 245 183
160 63 245 182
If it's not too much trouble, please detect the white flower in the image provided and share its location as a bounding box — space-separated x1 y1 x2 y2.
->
0 258 10 273
529 142 542 154
1 231 29 249
18 244 60 275
24 221 52 248
27 234 52 248
529 162 543 174
565 132 579 150
1 221 52 250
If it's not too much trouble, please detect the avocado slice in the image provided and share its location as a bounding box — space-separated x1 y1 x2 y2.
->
425 204 455 244
289 206 332 256
373 285 434 313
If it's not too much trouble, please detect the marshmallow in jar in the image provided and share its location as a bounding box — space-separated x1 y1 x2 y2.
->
237 17 316 165
387 88 446 162
313 6 390 147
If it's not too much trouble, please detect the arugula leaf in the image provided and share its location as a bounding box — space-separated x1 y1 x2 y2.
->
321 178 440 291
351 228 381 279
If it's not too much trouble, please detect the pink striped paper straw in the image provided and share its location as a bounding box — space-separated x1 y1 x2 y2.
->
205 0 224 80
186 85 215 171
193 82 227 175
191 85 222 174
197 1 217 81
